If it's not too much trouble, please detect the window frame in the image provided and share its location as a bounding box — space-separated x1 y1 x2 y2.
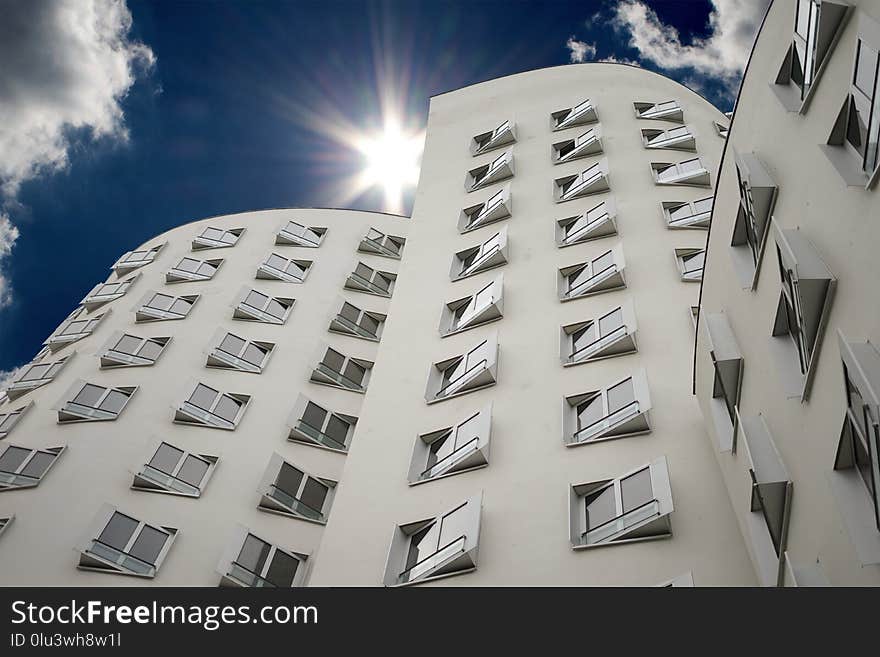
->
0 401 33 439
358 228 406 259
206 331 275 374
287 395 357 453
111 242 166 276
174 382 251 431
661 196 712 229
650 158 711 187
560 303 637 366
99 332 171 369
192 226 244 250
329 300 386 342
165 256 223 284
408 404 492 485
551 99 598 131
450 227 509 281
675 247 706 282
439 275 503 337
132 441 218 498
4 356 71 401
551 126 604 164
553 159 610 202
81 273 140 310
563 370 652 447
345 261 397 297
232 288 294 325
470 119 516 155
641 125 696 152
0 444 65 491
218 526 309 588
257 453 337 524
57 381 137 424
633 100 684 122
555 198 617 246
465 149 514 192
256 253 313 283
275 220 327 247
135 292 199 322
557 244 626 301
458 185 512 234
425 334 499 404
310 346 374 394
44 307 109 352
729 151 779 290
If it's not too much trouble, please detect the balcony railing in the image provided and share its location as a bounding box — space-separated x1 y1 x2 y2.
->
177 401 236 429
227 562 277 588
237 300 285 323
293 419 347 451
568 324 627 364
137 464 200 495
261 261 305 282
347 271 391 296
561 169 604 199
435 358 488 399
0 470 40 489
566 263 616 298
61 400 118 422
420 436 480 480
266 484 324 521
398 534 466 584
277 225 320 247
581 498 660 545
315 363 365 392
333 313 378 340
361 235 401 258
572 400 640 444
459 244 501 278
86 540 156 576
563 213 609 244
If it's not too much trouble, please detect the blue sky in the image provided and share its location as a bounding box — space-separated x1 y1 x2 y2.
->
0 0 769 375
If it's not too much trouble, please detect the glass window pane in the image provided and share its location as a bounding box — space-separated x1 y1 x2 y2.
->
299 477 329 512
572 324 597 353
219 334 246 356
265 298 287 319
355 263 373 279
438 504 469 546
237 534 270 573
148 294 173 311
599 308 624 336
621 467 654 513
128 525 168 565
245 290 267 309
343 361 366 385
577 394 604 429
203 227 223 240
73 384 106 408
241 343 267 366
607 378 635 414
177 455 210 488
0 446 31 474
585 485 617 530
213 395 242 423
99 390 129 414
302 402 327 430
325 415 350 443
97 512 139 551
169 298 192 315
275 463 304 498
19 451 55 479
267 254 288 270
359 314 380 335
189 384 218 410
149 443 184 474
322 349 345 372
114 334 142 355
20 364 51 381
340 302 360 323
406 522 440 572
265 550 299 587
854 40 879 96
137 339 163 361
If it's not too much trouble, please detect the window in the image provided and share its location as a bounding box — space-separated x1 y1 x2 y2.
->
561 303 637 365
713 120 730 138
555 199 617 246
258 454 336 524
132 442 217 497
408 405 491 485
275 221 326 247
633 100 683 121
554 159 610 202
730 151 778 289
329 301 385 341
310 347 373 393
833 334 880 553
737 415 793 586
81 275 138 310
425 333 498 404
465 149 514 192
358 228 406 259
136 292 198 322
675 248 705 282
206 332 274 374
470 119 516 155
557 245 625 300
233 289 294 324
0 444 64 490
769 220 836 401
551 126 603 164
112 243 165 275
563 371 651 446
166 257 222 283
439 275 503 337
458 185 511 233
570 457 673 548
0 402 32 439
345 262 397 297
772 0 850 112
219 529 308 587
650 158 711 187
450 227 508 281
4 356 69 400
823 12 880 188
288 396 357 452
551 99 598 131
256 253 312 283
58 382 136 423
174 383 250 430
701 312 744 451
44 308 108 351
192 226 244 250
78 506 177 578
99 333 170 368
662 197 712 229
383 493 482 586
641 125 696 151
0 516 12 538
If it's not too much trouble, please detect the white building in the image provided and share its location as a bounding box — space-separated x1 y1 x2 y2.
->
695 0 880 586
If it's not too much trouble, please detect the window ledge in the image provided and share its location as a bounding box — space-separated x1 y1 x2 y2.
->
708 398 734 452
826 469 880 566
818 144 875 189
767 335 808 401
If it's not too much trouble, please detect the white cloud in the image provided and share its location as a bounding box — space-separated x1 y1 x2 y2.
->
599 54 642 67
0 0 153 306
611 0 769 95
566 37 597 63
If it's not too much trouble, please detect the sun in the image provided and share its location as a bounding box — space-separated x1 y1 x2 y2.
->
353 117 424 214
